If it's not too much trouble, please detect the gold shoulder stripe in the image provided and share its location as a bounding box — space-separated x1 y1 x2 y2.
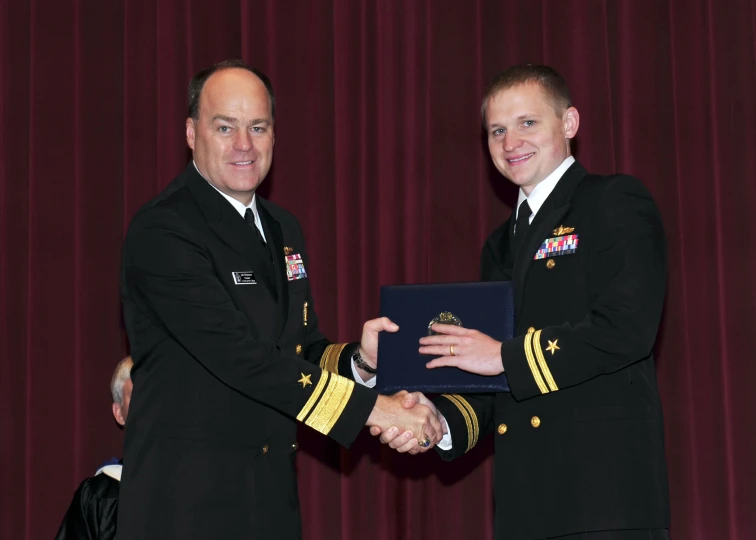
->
524 328 550 394
305 373 355 435
442 394 479 452
533 330 559 392
297 371 330 422
319 343 347 373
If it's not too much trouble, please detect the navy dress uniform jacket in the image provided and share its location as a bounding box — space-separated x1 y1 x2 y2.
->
435 162 670 540
118 163 374 540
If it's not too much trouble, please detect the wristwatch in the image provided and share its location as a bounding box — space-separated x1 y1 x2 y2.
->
352 348 377 375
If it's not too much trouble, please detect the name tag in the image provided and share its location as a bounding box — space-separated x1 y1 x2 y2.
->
232 271 257 285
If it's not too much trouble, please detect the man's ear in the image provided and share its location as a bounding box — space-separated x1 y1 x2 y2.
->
186 118 196 150
112 402 126 426
563 107 580 140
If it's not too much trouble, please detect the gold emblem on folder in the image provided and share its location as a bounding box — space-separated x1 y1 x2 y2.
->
552 225 574 236
428 311 462 336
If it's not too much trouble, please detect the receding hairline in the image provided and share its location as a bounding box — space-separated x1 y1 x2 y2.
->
196 68 274 121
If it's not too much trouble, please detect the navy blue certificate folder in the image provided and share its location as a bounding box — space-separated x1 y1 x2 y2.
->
376 281 514 394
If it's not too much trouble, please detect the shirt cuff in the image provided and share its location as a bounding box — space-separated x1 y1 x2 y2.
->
437 414 452 450
351 360 376 388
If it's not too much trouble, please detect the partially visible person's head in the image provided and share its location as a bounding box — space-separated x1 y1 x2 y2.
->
482 64 579 195
186 60 276 206
111 356 133 427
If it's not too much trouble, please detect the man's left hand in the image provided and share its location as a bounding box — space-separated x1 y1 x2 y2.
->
419 323 504 376
360 317 399 366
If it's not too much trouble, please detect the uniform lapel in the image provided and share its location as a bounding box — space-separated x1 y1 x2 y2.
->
185 166 278 298
512 161 587 320
258 200 289 339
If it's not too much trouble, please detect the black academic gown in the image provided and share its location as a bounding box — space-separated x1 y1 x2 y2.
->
55 462 122 540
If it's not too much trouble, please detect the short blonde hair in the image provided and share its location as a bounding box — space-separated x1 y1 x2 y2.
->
481 64 572 127
110 356 133 405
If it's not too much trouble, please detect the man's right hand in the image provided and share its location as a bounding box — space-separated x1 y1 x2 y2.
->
366 391 443 453
368 391 447 454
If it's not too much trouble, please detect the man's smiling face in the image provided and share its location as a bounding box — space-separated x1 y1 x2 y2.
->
186 68 275 205
485 82 578 195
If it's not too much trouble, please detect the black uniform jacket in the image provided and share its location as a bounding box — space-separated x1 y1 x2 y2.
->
117 163 374 540
435 162 670 540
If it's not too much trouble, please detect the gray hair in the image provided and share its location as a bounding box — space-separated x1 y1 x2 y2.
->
111 356 133 405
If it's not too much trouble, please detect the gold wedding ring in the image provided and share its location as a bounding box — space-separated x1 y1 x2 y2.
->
450 344 455 357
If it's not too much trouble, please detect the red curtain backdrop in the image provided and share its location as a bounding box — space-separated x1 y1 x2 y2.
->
2 1 755 538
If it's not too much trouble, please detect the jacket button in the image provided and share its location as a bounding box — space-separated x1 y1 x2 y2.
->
291 442 299 450
497 423 508 435
262 444 269 454
531 416 541 428
296 344 302 355
546 259 556 269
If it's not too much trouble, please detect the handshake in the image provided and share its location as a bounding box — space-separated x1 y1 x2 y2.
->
357 316 446 455
366 391 446 455
356 312 501 454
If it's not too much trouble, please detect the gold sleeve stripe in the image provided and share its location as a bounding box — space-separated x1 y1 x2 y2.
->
442 394 479 452
450 394 479 448
533 330 559 392
524 328 550 394
305 374 355 435
319 343 347 373
296 370 330 422
441 395 473 451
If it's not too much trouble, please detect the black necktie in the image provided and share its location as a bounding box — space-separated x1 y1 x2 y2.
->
514 200 532 254
244 208 267 247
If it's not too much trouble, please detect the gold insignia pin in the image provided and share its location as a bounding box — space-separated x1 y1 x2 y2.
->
284 246 294 255
545 339 560 355
298 373 313 388
303 301 308 326
546 259 556 269
427 311 462 336
552 225 575 236
296 344 302 355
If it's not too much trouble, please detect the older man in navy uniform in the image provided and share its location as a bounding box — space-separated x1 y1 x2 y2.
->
117 60 442 540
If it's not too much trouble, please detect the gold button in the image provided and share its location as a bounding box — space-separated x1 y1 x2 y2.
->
262 444 269 454
546 259 556 269
531 416 541 428
295 344 302 355
497 423 508 435
528 327 536 334
291 442 299 450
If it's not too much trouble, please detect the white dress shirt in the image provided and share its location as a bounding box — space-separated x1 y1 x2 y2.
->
516 156 575 223
194 161 267 242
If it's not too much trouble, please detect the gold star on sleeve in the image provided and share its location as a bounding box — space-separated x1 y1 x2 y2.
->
297 373 313 388
545 339 560 355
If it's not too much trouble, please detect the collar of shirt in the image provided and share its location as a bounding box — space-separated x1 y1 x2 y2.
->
516 156 575 223
193 161 266 241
